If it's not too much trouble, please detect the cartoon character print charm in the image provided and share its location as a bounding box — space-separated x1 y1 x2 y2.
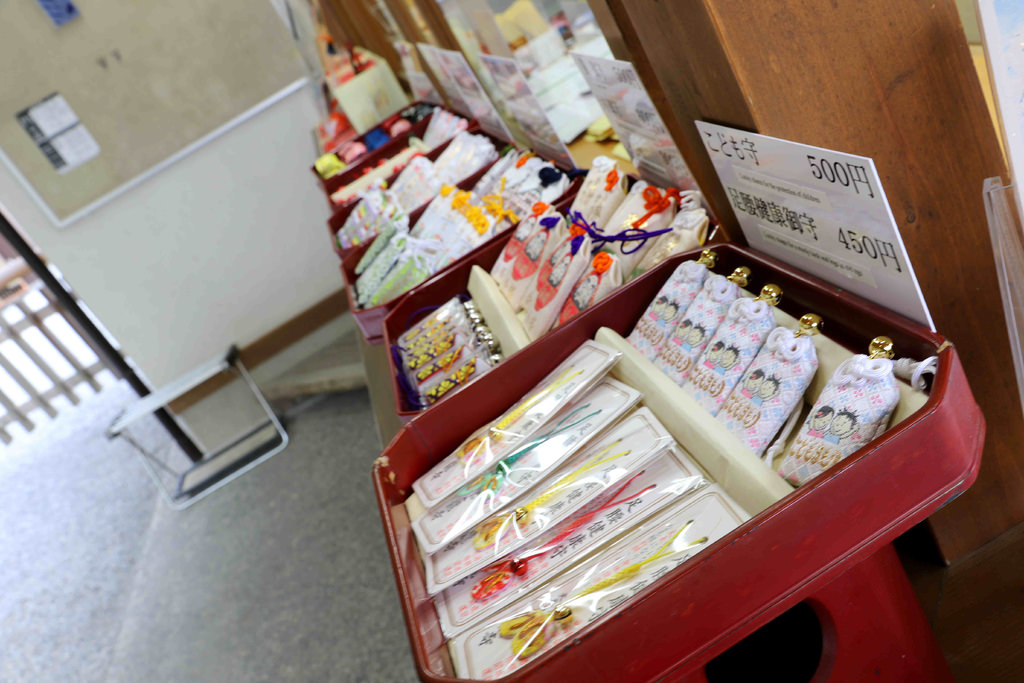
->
778 335 900 486
717 314 822 456
627 250 717 361
684 284 782 415
653 266 751 386
556 252 621 326
491 204 566 311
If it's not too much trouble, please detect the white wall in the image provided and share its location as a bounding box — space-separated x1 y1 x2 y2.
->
0 85 340 388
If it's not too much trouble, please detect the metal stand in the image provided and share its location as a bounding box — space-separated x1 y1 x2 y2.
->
106 346 289 509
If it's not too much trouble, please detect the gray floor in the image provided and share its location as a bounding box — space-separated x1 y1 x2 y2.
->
0 381 417 683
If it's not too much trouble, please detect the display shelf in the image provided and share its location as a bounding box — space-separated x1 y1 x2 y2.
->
313 109 436 198
373 242 982 681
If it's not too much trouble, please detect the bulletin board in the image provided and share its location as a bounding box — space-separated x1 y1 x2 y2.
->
0 0 308 226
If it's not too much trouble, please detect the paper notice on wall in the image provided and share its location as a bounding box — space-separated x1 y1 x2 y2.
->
479 54 574 169
571 53 695 191
433 49 514 144
16 93 99 173
696 120 933 329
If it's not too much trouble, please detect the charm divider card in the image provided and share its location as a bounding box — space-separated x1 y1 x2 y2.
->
412 341 620 509
434 446 707 637
424 407 683 593
411 378 642 554
449 486 749 680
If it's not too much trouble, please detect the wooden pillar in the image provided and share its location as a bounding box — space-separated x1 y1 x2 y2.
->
323 0 403 75
408 0 461 50
381 0 426 45
607 0 1013 562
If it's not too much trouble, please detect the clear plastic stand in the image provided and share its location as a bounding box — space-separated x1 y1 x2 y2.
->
984 177 1024 420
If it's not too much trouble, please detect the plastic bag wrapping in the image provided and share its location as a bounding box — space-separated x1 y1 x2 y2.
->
354 221 399 276
433 132 499 185
489 205 567 312
390 156 442 211
329 143 426 205
521 231 593 338
597 181 678 276
567 155 628 229
422 109 469 150
433 444 708 634
473 149 520 198
337 183 408 249
354 234 409 306
366 237 446 307
411 341 621 509
411 377 642 554
631 199 710 278
627 257 714 361
449 485 749 680
394 297 504 409
555 252 623 327
423 406 673 592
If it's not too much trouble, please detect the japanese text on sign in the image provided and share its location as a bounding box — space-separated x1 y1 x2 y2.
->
696 121 932 328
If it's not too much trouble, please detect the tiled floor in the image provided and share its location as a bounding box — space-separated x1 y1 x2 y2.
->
1 382 415 683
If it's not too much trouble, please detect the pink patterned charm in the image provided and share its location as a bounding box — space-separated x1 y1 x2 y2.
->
717 326 819 456
684 290 779 415
778 340 899 486
628 251 716 361
653 267 750 386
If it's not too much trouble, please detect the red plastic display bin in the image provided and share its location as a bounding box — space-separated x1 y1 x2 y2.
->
372 243 983 682
312 108 437 199
342 159 583 345
381 183 583 419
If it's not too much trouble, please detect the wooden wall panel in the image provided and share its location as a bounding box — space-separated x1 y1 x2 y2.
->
608 0 1014 562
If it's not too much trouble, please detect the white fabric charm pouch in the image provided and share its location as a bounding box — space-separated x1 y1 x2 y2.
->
490 205 567 312
632 197 710 278
654 267 751 386
390 155 442 211
684 284 782 415
567 155 628 229
627 250 718 361
596 181 679 276
778 336 900 486
473 149 518 197
555 252 623 327
522 231 593 338
717 315 822 457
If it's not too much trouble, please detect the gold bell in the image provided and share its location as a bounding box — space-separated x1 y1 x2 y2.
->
552 605 573 621
868 336 895 359
697 249 717 269
726 266 751 287
794 313 823 337
514 507 528 522
756 284 783 306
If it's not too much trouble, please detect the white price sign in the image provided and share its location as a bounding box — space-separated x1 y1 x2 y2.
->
434 49 514 144
696 121 933 329
417 44 469 115
572 54 695 191
479 55 574 169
